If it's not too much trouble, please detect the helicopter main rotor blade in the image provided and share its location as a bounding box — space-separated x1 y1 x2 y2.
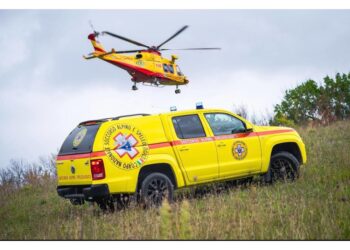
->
156 25 189 49
113 49 143 54
102 31 150 49
160 47 221 51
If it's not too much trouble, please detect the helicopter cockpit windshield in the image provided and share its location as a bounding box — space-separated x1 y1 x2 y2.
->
176 65 183 76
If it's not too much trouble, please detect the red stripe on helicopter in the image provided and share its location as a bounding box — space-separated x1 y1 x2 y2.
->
94 47 105 52
106 58 167 79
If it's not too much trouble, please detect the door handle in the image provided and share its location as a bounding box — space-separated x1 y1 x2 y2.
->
179 146 189 152
217 142 227 147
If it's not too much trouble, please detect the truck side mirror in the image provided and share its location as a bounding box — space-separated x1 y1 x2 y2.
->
245 123 254 133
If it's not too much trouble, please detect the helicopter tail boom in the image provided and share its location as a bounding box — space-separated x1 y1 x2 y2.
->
88 33 106 53
83 49 116 60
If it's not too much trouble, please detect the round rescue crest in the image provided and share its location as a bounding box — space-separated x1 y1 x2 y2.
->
103 123 149 170
73 127 87 147
232 141 248 160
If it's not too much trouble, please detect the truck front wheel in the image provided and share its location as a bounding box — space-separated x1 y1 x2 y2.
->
140 173 174 207
263 151 300 183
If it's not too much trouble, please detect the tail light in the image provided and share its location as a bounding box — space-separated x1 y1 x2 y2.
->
90 159 105 180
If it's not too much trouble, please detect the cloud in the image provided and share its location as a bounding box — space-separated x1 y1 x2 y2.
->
0 11 40 75
0 10 350 165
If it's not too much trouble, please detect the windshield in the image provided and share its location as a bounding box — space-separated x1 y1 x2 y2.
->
176 65 183 76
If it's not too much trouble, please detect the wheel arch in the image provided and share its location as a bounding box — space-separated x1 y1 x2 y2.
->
261 135 304 173
137 163 178 191
271 142 302 164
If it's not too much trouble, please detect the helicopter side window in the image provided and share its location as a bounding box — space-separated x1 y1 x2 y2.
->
163 64 169 73
176 65 183 76
135 54 142 59
168 64 174 74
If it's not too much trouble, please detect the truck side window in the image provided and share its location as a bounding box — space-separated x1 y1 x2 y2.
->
172 115 206 139
205 113 246 135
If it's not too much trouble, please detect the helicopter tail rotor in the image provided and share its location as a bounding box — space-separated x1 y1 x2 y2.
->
87 33 106 53
89 20 100 37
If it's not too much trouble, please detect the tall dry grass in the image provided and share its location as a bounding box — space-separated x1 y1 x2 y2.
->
0 121 349 240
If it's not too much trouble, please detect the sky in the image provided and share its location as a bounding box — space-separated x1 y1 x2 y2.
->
0 10 350 166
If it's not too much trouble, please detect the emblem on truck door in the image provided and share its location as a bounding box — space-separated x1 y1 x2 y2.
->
103 123 149 170
232 141 248 160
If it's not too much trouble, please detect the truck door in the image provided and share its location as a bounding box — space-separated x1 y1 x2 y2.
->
204 113 261 178
171 114 219 184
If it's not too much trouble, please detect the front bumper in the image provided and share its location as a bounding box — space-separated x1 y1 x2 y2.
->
57 184 110 201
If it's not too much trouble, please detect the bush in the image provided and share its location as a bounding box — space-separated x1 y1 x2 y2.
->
273 72 350 126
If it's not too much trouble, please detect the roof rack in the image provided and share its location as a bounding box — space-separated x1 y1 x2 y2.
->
78 118 112 126
112 113 150 120
78 113 150 126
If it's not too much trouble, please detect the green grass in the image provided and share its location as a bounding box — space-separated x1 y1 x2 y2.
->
0 121 349 240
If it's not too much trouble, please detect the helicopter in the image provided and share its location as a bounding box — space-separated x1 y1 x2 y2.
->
84 25 220 94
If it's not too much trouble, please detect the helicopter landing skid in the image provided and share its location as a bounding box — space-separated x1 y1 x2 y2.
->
130 81 181 94
141 82 165 88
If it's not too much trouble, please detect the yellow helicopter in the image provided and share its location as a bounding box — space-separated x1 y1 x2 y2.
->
84 25 220 94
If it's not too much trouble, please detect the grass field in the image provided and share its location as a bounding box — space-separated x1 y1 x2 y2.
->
0 121 349 240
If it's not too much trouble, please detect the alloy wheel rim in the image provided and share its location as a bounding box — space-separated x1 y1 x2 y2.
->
146 178 168 205
271 158 295 181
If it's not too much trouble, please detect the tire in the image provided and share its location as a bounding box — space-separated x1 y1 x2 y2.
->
140 173 174 207
263 151 300 183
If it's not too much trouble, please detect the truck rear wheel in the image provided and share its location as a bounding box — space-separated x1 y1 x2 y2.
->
140 173 174 207
263 151 300 183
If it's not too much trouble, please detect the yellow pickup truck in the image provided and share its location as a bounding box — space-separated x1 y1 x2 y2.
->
56 107 306 209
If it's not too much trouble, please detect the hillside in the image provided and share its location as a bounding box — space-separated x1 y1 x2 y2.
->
0 121 349 240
